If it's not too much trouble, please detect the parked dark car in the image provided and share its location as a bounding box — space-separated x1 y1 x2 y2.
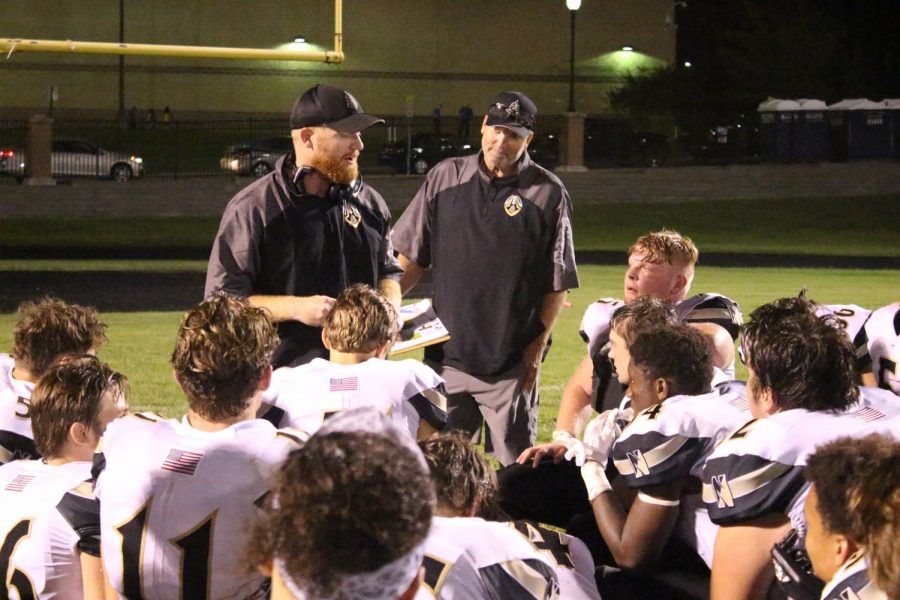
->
378 134 475 174
0 140 144 181
220 136 292 177
583 119 670 168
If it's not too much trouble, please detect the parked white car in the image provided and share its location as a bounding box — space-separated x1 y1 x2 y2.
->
0 139 144 181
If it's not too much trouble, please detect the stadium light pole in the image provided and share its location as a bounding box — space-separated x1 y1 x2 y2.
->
118 0 125 117
566 0 581 113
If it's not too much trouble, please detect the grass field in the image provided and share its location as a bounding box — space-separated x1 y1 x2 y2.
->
2 195 899 257
2 265 896 443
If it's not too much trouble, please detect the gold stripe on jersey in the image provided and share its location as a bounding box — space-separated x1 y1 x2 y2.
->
69 480 95 500
499 559 557 599
422 388 448 411
614 435 690 478
701 461 793 508
275 428 309 447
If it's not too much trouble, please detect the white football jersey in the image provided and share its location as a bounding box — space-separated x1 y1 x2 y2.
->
815 303 873 371
260 357 448 439
95 413 304 600
581 293 741 412
0 353 38 464
507 521 600 600
612 390 751 566
0 459 99 599
701 393 900 532
417 516 560 600
865 302 900 394
820 552 887 600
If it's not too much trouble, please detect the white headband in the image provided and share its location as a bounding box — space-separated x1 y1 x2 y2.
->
275 541 424 600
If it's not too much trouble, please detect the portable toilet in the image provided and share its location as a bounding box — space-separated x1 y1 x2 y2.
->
758 99 800 162
793 99 828 162
826 98 862 162
884 98 900 158
829 98 893 160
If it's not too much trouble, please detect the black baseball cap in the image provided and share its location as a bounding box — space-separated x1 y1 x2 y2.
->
289 84 385 133
485 91 537 137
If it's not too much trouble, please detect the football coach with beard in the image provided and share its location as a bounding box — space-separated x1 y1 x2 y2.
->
205 84 403 368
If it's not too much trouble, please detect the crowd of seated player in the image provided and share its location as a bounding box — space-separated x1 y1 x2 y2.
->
0 229 897 599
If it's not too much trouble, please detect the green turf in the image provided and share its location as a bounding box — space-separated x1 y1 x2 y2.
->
2 194 898 257
574 196 900 256
1 265 896 441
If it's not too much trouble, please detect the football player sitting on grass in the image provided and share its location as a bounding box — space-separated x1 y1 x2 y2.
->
259 283 448 440
250 408 435 600
0 297 107 464
0 356 127 599
701 296 900 600
801 434 898 600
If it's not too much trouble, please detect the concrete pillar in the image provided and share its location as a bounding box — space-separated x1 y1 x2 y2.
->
556 112 588 172
25 115 55 186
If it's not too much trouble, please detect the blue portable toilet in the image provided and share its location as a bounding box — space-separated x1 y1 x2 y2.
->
885 98 900 158
793 99 828 162
829 99 893 160
758 99 800 162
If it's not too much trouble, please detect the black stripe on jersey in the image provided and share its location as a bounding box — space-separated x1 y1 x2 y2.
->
479 559 559 600
259 404 286 429
821 569 874 600
679 295 743 340
852 326 873 372
407 388 449 431
612 431 706 488
591 345 625 413
0 430 39 465
57 488 102 557
91 451 106 481
703 454 807 526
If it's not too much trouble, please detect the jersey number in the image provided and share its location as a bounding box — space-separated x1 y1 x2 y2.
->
13 397 30 419
514 521 575 569
421 554 452 595
0 518 36 599
116 502 215 600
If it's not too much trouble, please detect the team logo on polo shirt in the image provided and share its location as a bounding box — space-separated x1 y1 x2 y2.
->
343 203 362 228
504 195 523 217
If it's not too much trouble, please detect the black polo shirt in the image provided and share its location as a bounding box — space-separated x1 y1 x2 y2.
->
393 151 579 376
205 154 403 367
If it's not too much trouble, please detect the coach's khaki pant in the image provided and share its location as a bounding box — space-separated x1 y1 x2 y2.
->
427 361 539 466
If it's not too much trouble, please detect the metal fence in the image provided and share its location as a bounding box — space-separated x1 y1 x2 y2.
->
0 112 777 182
0 115 485 180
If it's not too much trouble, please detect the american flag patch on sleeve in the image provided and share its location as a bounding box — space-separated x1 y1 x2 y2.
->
4 474 35 492
850 406 885 423
330 377 359 392
161 449 204 475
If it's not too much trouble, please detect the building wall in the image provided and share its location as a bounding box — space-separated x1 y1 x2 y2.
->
1 0 674 117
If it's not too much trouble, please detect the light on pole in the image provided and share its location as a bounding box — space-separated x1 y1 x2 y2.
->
566 0 581 112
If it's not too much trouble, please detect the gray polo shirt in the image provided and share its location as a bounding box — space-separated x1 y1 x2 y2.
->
393 151 578 375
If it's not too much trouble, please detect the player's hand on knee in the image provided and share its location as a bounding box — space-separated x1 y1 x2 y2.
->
516 440 568 467
295 295 336 326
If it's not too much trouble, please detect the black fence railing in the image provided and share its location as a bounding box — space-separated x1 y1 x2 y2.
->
5 110 892 182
